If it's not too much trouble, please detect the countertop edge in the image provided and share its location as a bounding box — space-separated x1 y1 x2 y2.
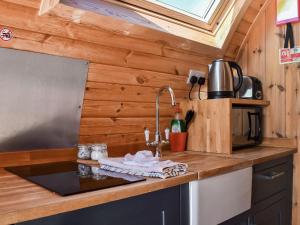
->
0 172 197 225
251 148 297 165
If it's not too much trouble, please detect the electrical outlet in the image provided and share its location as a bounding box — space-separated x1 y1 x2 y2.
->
187 70 206 84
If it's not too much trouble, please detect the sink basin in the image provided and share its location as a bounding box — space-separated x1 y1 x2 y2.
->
189 167 252 225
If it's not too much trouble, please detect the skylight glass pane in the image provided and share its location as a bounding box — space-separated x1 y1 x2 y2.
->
151 0 220 21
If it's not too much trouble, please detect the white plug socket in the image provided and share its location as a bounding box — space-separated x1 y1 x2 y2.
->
187 70 206 84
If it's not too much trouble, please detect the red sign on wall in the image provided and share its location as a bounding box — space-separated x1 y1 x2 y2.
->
279 47 300 64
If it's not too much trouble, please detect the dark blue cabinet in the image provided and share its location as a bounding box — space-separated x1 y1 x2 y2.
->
251 197 288 225
18 185 189 225
250 155 293 225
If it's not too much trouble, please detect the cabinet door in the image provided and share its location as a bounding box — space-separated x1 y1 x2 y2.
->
252 155 293 225
251 198 287 225
18 185 186 225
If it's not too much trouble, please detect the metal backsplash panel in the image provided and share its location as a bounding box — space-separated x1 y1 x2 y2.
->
0 48 89 152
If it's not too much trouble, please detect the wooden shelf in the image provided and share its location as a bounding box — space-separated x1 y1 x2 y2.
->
190 98 270 106
180 98 270 155
229 98 270 106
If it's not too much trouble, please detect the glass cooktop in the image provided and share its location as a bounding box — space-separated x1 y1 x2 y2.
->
5 161 146 196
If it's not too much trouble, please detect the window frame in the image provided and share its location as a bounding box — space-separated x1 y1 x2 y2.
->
106 0 231 32
143 0 221 23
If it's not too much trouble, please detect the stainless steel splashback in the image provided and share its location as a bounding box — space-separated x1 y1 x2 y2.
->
0 48 89 152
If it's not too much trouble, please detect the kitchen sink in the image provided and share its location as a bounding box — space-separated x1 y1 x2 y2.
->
189 167 252 225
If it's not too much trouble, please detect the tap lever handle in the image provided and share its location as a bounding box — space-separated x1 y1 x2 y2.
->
165 128 170 141
155 133 160 142
144 128 150 142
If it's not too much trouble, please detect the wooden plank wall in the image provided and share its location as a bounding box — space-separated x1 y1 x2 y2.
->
0 0 218 156
236 1 300 224
225 0 267 59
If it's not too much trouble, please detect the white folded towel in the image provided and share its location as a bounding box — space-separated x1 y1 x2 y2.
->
98 150 188 179
123 150 159 167
92 167 145 182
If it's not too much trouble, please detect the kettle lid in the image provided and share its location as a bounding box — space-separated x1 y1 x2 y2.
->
212 59 225 63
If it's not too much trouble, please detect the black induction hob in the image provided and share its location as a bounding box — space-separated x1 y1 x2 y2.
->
5 161 146 196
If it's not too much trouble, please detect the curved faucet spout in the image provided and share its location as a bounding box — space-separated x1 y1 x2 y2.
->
157 86 176 106
155 86 176 157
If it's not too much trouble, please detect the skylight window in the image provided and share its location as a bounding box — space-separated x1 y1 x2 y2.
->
114 0 226 30
149 0 221 22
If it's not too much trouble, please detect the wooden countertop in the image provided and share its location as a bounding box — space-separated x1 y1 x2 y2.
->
190 146 297 165
163 152 252 179
0 146 296 225
230 146 297 164
0 168 196 225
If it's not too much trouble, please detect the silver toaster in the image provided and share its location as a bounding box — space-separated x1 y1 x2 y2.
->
234 75 263 99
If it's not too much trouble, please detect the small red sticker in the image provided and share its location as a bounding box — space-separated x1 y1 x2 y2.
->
279 47 300 64
0 28 13 41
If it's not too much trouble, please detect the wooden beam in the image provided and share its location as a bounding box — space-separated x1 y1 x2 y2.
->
216 0 252 50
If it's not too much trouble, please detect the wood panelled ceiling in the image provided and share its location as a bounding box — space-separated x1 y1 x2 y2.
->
37 0 268 59
6 0 267 59
224 0 269 59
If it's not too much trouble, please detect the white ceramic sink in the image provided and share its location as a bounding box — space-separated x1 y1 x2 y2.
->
189 167 252 225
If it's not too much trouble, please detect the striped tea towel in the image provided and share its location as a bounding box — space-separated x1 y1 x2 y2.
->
92 167 145 182
98 150 187 179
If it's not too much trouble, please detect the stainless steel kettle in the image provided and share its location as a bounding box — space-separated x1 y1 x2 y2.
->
207 59 243 99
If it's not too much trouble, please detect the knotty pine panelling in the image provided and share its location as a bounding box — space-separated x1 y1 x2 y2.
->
237 1 300 224
238 0 297 141
0 0 217 155
225 0 267 59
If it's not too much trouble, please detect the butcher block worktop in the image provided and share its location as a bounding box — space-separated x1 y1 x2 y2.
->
0 146 296 225
188 146 298 165
229 146 297 164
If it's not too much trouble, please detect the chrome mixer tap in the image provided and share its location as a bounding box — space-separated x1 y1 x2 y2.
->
144 86 176 158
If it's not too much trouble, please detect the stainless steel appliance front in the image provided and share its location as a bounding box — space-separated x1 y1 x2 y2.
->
0 48 88 151
207 59 243 99
232 106 263 149
234 75 263 100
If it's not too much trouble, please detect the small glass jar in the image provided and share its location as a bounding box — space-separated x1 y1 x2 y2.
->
91 166 107 180
90 143 108 161
77 144 91 160
78 164 91 177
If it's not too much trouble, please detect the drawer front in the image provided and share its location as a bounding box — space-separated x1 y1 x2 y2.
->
253 162 289 204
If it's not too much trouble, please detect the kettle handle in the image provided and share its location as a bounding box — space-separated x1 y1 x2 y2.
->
228 61 243 94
